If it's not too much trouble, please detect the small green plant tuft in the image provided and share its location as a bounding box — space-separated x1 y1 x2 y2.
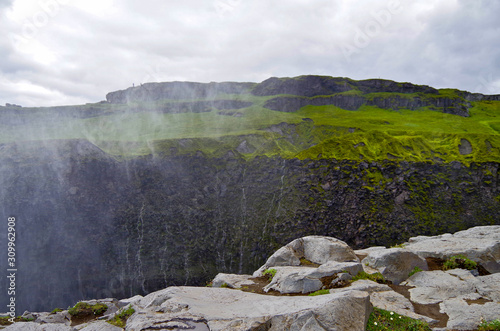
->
352 271 386 283
91 303 108 315
0 316 13 326
408 266 423 278
478 319 500 331
107 307 135 328
68 302 108 317
367 308 432 330
443 255 477 271
14 317 34 322
391 243 406 249
263 268 277 281
308 289 330 296
50 308 63 314
220 282 230 288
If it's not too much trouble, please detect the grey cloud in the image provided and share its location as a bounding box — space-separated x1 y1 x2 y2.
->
1 0 500 107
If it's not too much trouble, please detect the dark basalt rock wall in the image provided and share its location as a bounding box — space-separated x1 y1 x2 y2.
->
0 140 498 313
353 79 439 94
263 94 470 115
251 76 353 97
366 95 471 116
263 95 366 112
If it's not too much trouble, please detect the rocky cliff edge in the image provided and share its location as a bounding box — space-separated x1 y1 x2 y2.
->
1 225 499 330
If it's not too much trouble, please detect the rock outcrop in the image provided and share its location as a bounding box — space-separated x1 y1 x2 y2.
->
402 225 500 273
361 248 428 284
103 75 500 117
4 225 499 331
252 236 359 277
127 287 371 331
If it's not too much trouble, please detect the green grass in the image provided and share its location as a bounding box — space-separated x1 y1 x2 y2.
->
408 267 423 277
1 88 499 163
308 289 330 296
478 319 500 331
367 308 431 331
351 271 386 283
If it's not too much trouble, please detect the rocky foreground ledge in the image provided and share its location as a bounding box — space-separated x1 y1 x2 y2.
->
2 226 499 331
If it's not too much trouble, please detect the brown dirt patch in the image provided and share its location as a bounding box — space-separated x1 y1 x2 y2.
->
356 254 368 261
238 276 307 296
70 313 100 326
389 284 449 328
425 257 445 271
465 298 493 305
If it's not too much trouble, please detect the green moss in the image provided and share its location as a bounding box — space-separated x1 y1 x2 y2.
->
263 268 277 280
107 307 135 328
351 271 386 283
0 316 12 326
68 302 108 317
300 257 320 266
308 289 330 296
443 255 477 270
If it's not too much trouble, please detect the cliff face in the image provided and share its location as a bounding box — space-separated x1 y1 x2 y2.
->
0 140 498 313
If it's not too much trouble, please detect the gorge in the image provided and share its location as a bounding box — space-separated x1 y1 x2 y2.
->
0 75 499 314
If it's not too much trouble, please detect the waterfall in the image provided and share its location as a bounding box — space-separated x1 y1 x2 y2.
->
135 201 146 293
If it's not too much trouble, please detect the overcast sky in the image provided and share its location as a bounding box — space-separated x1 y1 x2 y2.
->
1 0 500 107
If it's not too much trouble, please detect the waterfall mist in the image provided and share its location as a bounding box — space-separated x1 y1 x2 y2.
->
0 81 288 313
1 77 499 314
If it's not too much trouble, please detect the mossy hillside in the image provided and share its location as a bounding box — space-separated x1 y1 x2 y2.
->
84 102 500 164
1 76 500 163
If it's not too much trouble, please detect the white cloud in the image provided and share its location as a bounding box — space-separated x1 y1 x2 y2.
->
1 0 499 107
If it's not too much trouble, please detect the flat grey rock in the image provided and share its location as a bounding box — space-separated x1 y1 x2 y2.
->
118 295 143 308
129 286 372 331
2 322 75 331
76 320 123 331
405 225 500 273
35 311 71 325
402 270 476 305
470 273 500 301
440 297 500 331
211 273 256 289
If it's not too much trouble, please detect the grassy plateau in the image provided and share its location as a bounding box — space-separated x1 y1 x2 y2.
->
1 76 499 164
